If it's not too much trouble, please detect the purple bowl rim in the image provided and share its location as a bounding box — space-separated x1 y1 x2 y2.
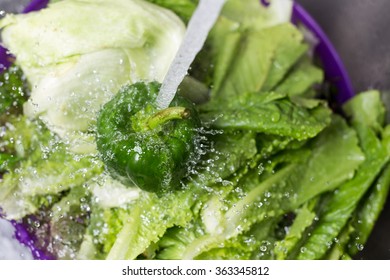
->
11 220 53 260
3 0 355 260
22 0 50 13
292 2 355 103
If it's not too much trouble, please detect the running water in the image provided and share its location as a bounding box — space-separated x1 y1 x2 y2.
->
156 0 226 110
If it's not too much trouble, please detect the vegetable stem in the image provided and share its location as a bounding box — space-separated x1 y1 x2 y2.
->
147 106 190 129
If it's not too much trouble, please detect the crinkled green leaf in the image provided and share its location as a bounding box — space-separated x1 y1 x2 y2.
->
201 92 332 141
274 199 318 260
297 108 389 260
274 58 323 97
0 65 27 118
348 159 390 256
0 117 102 219
205 24 307 109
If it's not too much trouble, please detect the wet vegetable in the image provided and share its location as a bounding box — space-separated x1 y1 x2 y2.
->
0 0 389 261
96 81 200 194
0 65 27 119
0 0 185 140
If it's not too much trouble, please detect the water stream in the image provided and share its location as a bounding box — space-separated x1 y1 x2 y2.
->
156 0 226 109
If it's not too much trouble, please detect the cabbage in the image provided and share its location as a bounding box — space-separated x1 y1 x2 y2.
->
0 0 185 139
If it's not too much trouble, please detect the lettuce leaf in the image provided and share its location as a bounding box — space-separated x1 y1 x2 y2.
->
0 116 102 220
296 91 390 260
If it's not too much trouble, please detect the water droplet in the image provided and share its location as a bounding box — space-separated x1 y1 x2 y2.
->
221 180 232 186
257 163 265 175
260 245 267 252
356 243 364 251
271 112 280 122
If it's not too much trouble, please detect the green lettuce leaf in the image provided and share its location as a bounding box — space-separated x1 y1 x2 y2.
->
347 162 390 256
274 199 318 260
201 92 332 141
274 58 324 97
296 91 390 260
150 116 364 259
0 65 27 119
0 117 102 219
204 23 307 108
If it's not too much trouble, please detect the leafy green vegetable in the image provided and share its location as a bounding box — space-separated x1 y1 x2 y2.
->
204 23 307 109
0 116 102 219
343 90 386 131
189 130 258 187
296 91 390 260
201 92 332 141
274 58 324 97
48 185 91 259
87 183 202 260
347 162 390 256
190 0 294 96
83 126 259 260
147 115 365 260
0 0 389 261
0 65 27 119
274 199 318 260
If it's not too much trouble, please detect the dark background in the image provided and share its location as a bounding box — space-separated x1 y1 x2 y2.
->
0 0 30 13
1 0 389 259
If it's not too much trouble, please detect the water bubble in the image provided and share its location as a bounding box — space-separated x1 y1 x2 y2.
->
270 112 280 122
221 180 232 186
260 245 268 252
257 163 265 175
356 243 364 251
